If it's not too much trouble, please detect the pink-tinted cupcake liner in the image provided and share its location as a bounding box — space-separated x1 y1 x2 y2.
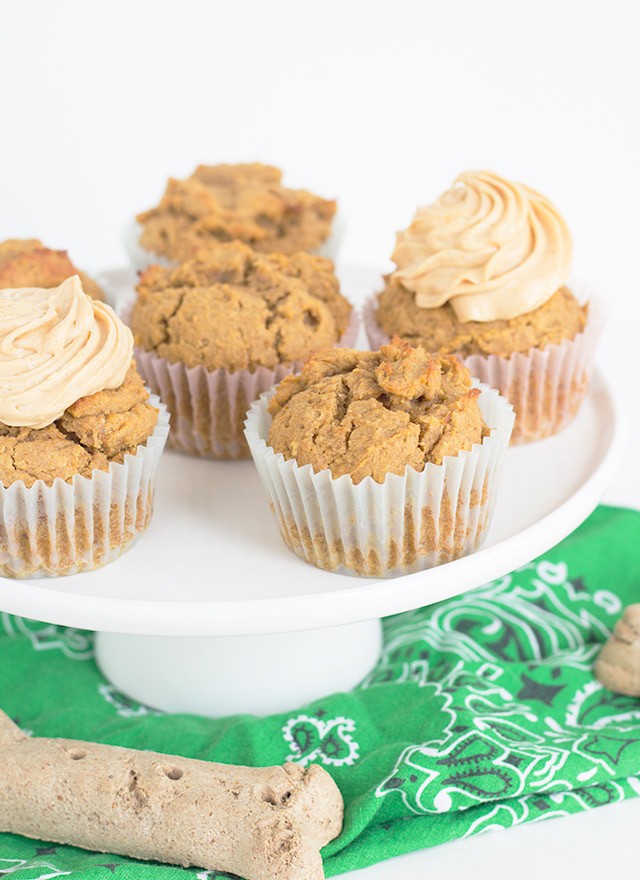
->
363 280 604 444
134 309 360 459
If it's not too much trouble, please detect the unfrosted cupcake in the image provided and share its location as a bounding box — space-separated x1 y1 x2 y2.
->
0 238 105 300
364 171 603 443
0 276 169 578
126 163 339 271
129 241 357 459
245 337 514 577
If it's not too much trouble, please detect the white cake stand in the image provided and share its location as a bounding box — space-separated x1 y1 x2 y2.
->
0 268 625 717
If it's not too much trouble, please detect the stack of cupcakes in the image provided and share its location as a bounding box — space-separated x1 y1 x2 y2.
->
243 170 602 578
125 164 357 459
114 163 603 581
0 167 605 582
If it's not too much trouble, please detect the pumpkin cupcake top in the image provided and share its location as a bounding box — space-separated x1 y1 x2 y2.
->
0 238 105 300
268 336 487 484
130 242 352 372
136 163 336 261
376 279 587 357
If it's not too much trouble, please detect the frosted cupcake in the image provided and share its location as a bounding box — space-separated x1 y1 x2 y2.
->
0 276 169 578
126 163 340 270
129 241 357 459
245 337 514 577
364 171 603 443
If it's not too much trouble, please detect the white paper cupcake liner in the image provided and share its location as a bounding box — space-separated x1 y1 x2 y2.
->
0 397 170 579
363 280 604 444
244 382 515 578
123 216 345 273
133 309 360 459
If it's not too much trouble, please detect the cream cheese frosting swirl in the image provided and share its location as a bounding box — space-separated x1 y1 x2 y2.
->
0 275 133 429
392 170 573 323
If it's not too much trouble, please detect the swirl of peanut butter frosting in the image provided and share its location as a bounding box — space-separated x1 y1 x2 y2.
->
0 275 133 429
392 170 573 322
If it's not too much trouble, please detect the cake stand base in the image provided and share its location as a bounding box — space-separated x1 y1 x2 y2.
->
95 618 383 717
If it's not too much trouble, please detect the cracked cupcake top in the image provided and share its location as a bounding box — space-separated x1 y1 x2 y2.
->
0 365 158 487
0 238 104 300
268 337 487 484
136 163 336 260
130 242 352 372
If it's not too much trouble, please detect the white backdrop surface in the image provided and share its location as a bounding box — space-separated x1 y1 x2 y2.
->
1 1 639 876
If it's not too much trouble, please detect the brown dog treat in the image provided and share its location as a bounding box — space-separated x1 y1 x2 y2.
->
594 604 640 696
0 712 343 880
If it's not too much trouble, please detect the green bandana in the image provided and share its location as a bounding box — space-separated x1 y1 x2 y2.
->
1 505 639 879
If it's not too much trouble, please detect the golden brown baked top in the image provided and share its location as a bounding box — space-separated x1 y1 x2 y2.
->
376 278 588 358
268 337 487 484
0 364 158 488
136 163 336 260
0 239 104 300
130 242 352 372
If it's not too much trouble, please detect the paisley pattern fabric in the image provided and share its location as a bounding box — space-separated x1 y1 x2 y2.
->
0 505 639 879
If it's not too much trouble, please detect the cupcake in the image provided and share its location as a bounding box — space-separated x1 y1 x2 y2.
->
364 171 603 443
0 238 105 300
245 337 514 578
129 241 357 459
0 275 169 578
126 163 339 271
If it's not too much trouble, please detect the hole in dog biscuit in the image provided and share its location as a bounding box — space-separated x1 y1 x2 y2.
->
260 786 293 806
163 766 183 780
68 749 87 760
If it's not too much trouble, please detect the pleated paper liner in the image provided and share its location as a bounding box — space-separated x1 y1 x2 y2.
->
244 382 515 578
134 308 360 459
0 397 170 579
363 280 604 444
123 218 345 274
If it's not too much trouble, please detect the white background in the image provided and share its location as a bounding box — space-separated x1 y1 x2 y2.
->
1 0 639 876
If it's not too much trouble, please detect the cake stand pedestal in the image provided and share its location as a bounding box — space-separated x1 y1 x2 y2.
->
95 620 383 716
